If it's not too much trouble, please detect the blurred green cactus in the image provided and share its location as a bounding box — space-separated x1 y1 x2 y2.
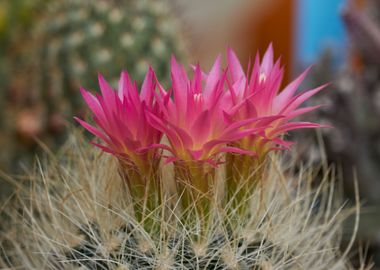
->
0 0 48 41
0 0 187 176
36 0 186 90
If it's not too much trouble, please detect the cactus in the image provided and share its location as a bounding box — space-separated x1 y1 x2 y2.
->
0 0 187 174
0 43 365 270
0 0 50 175
0 132 363 270
0 0 48 43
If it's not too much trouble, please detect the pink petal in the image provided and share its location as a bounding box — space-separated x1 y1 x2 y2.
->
241 99 258 119
192 64 203 94
171 56 188 113
204 55 221 98
74 117 111 144
218 146 256 156
146 111 167 132
221 115 282 137
140 67 155 104
117 71 129 100
220 117 261 136
222 111 234 125
273 66 312 112
169 124 194 149
227 47 245 82
271 138 295 149
206 70 227 109
202 139 230 153
138 143 174 154
268 122 326 137
98 73 116 109
147 113 184 151
191 110 211 144
222 127 266 141
190 149 204 160
248 52 261 88
280 84 329 115
90 141 116 154
80 88 105 121
261 43 274 75
254 115 285 127
286 105 323 120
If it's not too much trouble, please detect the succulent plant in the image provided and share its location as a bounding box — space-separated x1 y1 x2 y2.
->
0 0 187 176
0 0 50 176
0 0 48 42
0 44 365 270
0 132 363 270
35 0 186 90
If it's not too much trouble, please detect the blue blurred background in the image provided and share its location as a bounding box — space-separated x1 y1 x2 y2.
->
296 0 347 66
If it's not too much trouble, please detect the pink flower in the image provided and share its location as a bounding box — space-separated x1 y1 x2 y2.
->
75 68 162 172
147 56 263 165
223 44 328 156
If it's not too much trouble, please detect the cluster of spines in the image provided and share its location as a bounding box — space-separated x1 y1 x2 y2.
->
0 135 362 269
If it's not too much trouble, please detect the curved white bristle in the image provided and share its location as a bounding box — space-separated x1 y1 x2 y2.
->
0 132 368 270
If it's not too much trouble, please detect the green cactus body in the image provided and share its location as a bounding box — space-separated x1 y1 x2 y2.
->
0 134 361 270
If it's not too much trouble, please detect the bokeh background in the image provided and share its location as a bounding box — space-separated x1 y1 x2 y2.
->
1 0 379 268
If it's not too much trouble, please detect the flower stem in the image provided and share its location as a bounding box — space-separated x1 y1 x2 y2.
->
174 161 214 240
226 154 265 219
119 159 161 232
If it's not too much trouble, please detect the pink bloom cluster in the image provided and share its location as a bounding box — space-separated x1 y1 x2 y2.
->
74 69 161 172
76 45 327 168
223 45 328 157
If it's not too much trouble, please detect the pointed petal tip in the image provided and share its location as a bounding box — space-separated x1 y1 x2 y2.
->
120 70 130 78
170 54 178 65
219 146 257 156
73 116 86 125
79 87 88 95
267 42 274 51
97 72 105 81
320 123 333 129
322 82 332 88
226 46 234 54
146 65 156 76
227 47 238 58
214 54 222 64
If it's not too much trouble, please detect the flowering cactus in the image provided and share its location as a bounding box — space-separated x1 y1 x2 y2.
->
0 46 365 270
0 132 362 270
221 45 329 210
75 69 162 222
76 46 327 226
147 57 267 222
148 56 260 164
224 44 327 157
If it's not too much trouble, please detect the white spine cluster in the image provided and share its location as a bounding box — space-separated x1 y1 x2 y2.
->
0 133 367 270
